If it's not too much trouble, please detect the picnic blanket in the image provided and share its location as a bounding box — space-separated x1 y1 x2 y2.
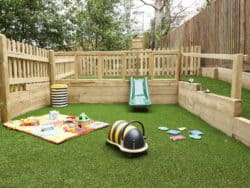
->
4 114 109 144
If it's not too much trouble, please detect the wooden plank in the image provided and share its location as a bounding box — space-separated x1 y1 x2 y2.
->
98 55 103 79
175 53 181 81
182 52 236 61
149 52 154 79
240 0 246 53
56 71 75 80
74 55 79 80
55 58 75 64
0 34 10 122
231 54 243 99
8 51 49 62
121 53 126 79
9 77 49 84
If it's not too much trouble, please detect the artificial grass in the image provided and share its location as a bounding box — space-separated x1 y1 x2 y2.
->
1 103 250 187
181 76 250 119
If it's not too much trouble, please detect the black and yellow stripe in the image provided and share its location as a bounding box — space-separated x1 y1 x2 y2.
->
108 120 136 144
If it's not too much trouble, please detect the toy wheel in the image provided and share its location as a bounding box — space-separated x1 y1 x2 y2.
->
105 140 110 145
126 153 134 158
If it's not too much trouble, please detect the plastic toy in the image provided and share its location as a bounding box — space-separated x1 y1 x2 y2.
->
178 127 187 131
20 118 39 126
188 78 194 83
189 130 204 135
49 110 59 120
170 135 186 141
77 113 90 122
129 77 151 108
106 120 148 156
166 129 181 135
189 134 202 140
204 88 210 93
158 126 169 131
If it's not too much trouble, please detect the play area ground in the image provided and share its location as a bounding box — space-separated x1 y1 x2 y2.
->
1 103 250 187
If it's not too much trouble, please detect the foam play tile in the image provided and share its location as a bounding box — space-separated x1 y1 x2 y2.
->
158 126 169 131
170 135 186 141
166 129 181 135
189 134 202 140
178 127 187 131
189 130 204 135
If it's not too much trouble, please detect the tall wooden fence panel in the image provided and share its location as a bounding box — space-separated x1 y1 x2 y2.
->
0 34 51 121
7 39 50 92
161 0 250 71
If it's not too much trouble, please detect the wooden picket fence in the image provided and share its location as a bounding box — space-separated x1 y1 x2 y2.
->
6 38 50 92
0 33 205 122
0 34 245 123
55 46 201 80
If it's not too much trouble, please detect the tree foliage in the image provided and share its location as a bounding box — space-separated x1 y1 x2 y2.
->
0 0 131 51
75 0 131 50
0 0 72 50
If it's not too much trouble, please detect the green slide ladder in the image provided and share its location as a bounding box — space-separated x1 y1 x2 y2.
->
129 77 151 108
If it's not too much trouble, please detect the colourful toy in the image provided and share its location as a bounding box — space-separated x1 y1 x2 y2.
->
129 77 151 108
158 126 169 131
166 129 181 135
189 134 202 140
189 130 204 135
20 118 39 126
77 113 90 122
170 135 186 141
106 120 148 156
188 78 194 83
49 110 59 120
178 127 187 131
204 88 210 93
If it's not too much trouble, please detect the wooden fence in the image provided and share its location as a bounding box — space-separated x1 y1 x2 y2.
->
161 0 250 71
0 34 76 122
182 52 243 99
55 47 201 80
0 32 245 122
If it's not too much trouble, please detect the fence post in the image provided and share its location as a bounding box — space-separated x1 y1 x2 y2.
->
231 54 243 99
98 55 103 79
121 53 126 80
49 50 55 85
175 51 181 81
0 34 10 122
75 55 79 80
149 51 154 79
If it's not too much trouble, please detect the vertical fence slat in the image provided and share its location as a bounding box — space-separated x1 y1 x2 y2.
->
98 55 103 79
149 52 155 79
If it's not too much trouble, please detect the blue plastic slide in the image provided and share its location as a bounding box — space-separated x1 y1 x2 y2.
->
129 77 151 108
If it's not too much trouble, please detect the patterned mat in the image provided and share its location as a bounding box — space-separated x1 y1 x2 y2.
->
4 114 109 144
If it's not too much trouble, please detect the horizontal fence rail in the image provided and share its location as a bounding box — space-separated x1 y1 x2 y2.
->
182 52 243 99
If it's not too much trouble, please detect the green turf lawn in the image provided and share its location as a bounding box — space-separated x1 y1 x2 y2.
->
181 76 250 119
1 103 250 187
